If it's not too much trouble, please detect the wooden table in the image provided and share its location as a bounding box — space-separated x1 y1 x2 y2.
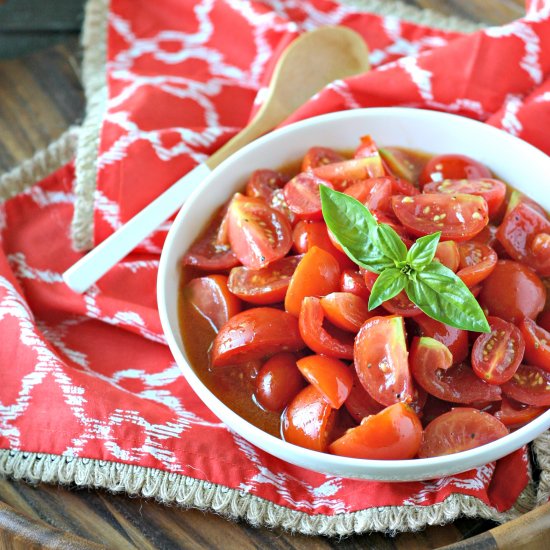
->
0 1 542 548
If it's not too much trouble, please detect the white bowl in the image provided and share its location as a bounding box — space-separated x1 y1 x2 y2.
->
157 108 550 481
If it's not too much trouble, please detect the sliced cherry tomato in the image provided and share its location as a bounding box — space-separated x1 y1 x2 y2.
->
497 202 550 276
227 193 292 269
344 178 393 215
184 274 242 332
456 242 498 288
434 241 460 272
298 297 354 360
495 396 546 429
392 193 489 241
254 352 305 412
354 316 413 406
379 147 420 184
418 408 508 458
479 260 546 323
472 317 525 385
301 146 346 171
296 355 353 409
518 317 550 372
285 246 341 317
421 395 454 427
340 269 371 301
228 255 302 305
312 157 385 185
413 314 469 364
353 134 383 159
344 370 384 422
281 385 336 452
182 205 239 270
423 178 506 219
245 169 288 201
363 271 421 317
505 189 547 219
320 292 373 333
283 172 333 221
211 308 304 367
472 224 499 248
410 337 501 403
329 403 422 460
538 310 550 333
502 364 550 406
419 154 492 188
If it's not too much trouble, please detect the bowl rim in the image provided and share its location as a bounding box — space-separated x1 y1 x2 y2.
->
157 107 550 479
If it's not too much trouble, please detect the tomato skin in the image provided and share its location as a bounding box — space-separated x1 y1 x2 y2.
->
285 246 341 317
423 178 506 219
378 147 418 184
516 317 550 373
419 154 492 188
298 297 354 360
456 242 498 288
363 271 421 317
501 364 550 406
296 355 353 409
418 407 508 458
479 260 546 323
320 292 373 333
354 316 413 406
281 385 335 452
185 275 242 332
471 317 525 385
283 172 333 221
211 308 305 367
340 269 371 301
227 194 292 269
434 241 460 272
329 403 423 460
495 396 546 429
537 310 550 333
410 337 501 403
301 146 346 171
344 370 384 422
413 314 469 364
392 193 489 241
228 255 302 305
245 169 288 201
344 178 393 215
312 156 386 184
254 353 305 412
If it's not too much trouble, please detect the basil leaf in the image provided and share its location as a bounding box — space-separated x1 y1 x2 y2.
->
406 262 490 332
375 224 407 264
320 186 394 273
368 268 407 310
407 232 441 270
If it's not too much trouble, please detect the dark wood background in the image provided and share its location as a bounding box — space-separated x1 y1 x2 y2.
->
0 1 533 549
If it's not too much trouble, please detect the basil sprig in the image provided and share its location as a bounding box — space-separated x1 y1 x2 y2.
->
320 186 490 333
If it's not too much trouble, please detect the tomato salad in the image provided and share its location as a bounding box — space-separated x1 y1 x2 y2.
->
179 136 550 460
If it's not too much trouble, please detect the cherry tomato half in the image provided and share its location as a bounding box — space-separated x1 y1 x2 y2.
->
391 193 489 241
418 407 508 458
502 364 550 406
344 370 384 422
434 241 460 272
320 292 373 333
344 178 393 216
354 316 413 406
340 269 371 301
301 146 346 171
312 156 386 184
519 317 550 372
283 172 333 221
471 317 525 385
456 241 498 288
419 154 492 188
245 169 288 201
495 396 546 429
329 403 422 460
211 308 304 367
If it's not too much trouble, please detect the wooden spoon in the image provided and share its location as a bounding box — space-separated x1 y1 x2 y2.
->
63 26 370 293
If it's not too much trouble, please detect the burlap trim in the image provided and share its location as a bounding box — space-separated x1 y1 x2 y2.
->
71 0 482 251
0 449 537 536
533 431 550 505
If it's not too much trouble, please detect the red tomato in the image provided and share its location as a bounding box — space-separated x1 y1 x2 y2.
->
495 396 546 429
391 193 489 241
434 241 460 272
419 154 492 188
472 224 499 248
301 146 346 171
363 271 421 317
340 269 371 301
410 337 501 403
298 297 354 360
518 318 550 372
283 172 333 221
353 134 382 159
285 246 341 317
354 316 413 406
182 205 239 270
505 189 547 219
296 355 353 409
456 242 498 288
423 178 506 219
344 178 393 215
418 408 508 458
245 169 288 201
378 147 419 183
497 202 550 277
211 308 304 367
227 194 292 269
185 275 242 332
281 385 335 452
344 370 384 422
254 353 305 412
421 395 454 427
471 317 525 385
501 364 550 406
537 310 550 333
312 157 386 184
329 402 422 460
320 292 373 333
479 260 546 323
228 255 302 305
413 313 469 364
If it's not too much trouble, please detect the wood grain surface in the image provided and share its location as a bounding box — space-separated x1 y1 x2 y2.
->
0 1 535 549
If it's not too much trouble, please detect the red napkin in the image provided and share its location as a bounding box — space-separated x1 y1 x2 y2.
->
1 0 550 529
